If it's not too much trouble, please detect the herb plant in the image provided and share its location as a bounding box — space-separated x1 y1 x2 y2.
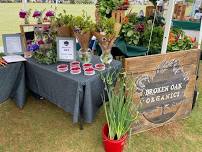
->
101 72 139 140
55 10 74 27
72 11 94 33
94 17 116 35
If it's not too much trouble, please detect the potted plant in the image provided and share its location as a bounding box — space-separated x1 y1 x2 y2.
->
72 11 94 63
101 72 139 152
93 17 121 65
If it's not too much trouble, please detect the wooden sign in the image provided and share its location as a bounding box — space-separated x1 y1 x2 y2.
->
124 49 201 133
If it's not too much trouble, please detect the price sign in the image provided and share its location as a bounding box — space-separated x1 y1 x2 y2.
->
56 37 76 62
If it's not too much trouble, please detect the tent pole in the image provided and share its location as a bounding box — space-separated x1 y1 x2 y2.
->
22 0 27 10
198 19 202 49
161 0 175 54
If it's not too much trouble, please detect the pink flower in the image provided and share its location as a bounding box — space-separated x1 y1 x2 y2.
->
19 10 27 18
33 11 41 18
43 25 50 31
37 40 44 45
135 23 144 32
46 10 55 17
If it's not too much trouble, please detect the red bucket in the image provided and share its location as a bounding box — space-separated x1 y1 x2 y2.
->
102 124 127 152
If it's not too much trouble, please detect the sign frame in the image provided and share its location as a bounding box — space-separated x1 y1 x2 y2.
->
2 33 23 55
56 37 76 62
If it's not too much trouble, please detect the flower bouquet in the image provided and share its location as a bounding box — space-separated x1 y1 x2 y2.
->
32 25 57 64
72 11 94 63
93 17 121 65
19 9 31 24
33 10 44 24
53 10 74 37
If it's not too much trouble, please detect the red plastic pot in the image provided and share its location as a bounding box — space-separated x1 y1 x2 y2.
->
102 124 127 152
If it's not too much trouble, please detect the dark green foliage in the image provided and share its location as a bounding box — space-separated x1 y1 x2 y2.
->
142 26 164 54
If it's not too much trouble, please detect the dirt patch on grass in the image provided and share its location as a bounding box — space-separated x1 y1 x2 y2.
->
149 122 184 139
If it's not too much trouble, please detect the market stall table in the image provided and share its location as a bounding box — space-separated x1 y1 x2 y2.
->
25 56 121 126
0 62 26 108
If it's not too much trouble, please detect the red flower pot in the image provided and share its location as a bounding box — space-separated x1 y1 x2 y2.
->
102 124 127 152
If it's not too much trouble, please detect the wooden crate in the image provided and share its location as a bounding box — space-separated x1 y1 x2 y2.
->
112 10 126 23
19 24 50 51
124 49 201 134
173 3 186 20
145 6 155 17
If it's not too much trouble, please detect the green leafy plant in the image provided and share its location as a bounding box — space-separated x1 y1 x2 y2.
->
101 72 139 140
98 0 124 17
54 10 74 27
72 11 94 33
33 47 57 65
0 53 4 58
142 26 164 54
94 17 116 35
121 23 141 46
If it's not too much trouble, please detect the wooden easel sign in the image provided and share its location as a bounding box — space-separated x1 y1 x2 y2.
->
125 49 201 133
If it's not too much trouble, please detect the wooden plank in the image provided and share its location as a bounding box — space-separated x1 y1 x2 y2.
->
125 49 200 73
126 64 197 76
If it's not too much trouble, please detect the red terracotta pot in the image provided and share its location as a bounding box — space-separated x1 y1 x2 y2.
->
102 124 127 152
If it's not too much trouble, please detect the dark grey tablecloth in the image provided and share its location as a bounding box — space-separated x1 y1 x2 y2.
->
25 56 122 123
0 62 26 108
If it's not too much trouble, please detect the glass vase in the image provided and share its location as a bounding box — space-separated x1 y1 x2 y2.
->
100 51 113 66
78 48 92 63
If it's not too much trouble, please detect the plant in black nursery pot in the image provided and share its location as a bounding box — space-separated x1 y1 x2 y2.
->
101 72 139 152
